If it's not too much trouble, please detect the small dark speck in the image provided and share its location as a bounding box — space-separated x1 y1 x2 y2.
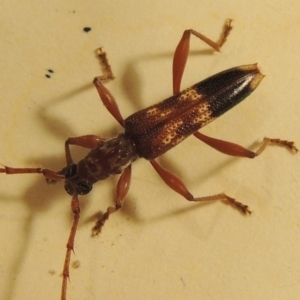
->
72 260 81 269
83 27 92 33
45 69 54 78
181 277 186 287
48 269 56 276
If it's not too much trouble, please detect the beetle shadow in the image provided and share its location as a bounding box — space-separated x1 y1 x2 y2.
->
0 154 69 300
120 48 216 113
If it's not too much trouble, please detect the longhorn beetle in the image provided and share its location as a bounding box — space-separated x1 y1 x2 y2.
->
0 19 297 300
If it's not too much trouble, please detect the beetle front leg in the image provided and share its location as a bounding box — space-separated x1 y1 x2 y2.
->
65 135 104 165
150 159 251 214
193 132 298 157
0 166 65 181
92 164 132 236
173 19 232 94
93 48 124 127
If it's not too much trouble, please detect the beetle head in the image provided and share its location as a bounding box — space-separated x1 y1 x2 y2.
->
64 164 92 196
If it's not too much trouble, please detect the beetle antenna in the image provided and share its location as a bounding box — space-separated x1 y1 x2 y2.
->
61 194 80 300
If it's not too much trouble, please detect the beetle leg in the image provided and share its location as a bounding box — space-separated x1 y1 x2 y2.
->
92 164 132 236
93 48 124 127
194 132 298 157
150 159 251 214
173 19 232 94
0 166 64 181
254 137 298 155
65 135 104 165
96 47 115 81
61 194 80 300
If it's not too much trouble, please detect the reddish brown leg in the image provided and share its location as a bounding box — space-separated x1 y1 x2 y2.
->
173 20 298 158
61 194 80 300
65 135 104 165
0 166 65 180
254 138 298 155
92 164 132 236
150 159 251 214
93 48 124 127
194 132 298 157
173 19 232 94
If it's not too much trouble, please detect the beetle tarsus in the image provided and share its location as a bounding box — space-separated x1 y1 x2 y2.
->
255 137 299 156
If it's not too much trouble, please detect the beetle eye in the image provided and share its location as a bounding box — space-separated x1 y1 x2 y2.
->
65 182 75 196
65 164 77 178
77 182 92 195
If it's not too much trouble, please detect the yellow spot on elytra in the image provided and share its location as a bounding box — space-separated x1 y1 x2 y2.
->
146 107 159 116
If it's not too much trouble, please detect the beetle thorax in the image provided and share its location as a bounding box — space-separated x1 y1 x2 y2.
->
64 133 138 195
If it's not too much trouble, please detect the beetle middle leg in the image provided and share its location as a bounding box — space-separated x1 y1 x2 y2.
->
150 159 251 214
92 164 132 236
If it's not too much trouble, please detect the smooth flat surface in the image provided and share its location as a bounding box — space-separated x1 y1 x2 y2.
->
0 1 300 300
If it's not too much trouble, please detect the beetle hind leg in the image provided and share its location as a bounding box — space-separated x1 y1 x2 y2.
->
194 132 298 157
255 137 298 155
150 159 251 214
173 19 233 94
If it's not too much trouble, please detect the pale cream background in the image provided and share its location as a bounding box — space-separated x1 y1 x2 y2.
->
0 1 300 300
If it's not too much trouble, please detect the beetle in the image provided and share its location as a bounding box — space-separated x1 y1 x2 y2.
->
0 19 297 299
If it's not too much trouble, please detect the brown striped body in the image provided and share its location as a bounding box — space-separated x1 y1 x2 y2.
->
124 64 264 159
60 64 264 193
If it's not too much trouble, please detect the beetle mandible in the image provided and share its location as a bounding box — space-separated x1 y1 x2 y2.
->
0 19 297 300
